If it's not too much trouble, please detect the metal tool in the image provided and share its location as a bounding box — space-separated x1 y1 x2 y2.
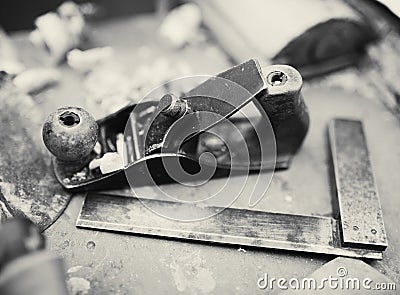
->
45 59 309 191
0 74 70 230
77 119 387 259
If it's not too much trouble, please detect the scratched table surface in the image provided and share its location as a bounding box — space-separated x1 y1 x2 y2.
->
7 15 400 294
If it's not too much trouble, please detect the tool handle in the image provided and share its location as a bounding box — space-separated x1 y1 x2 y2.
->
256 65 309 167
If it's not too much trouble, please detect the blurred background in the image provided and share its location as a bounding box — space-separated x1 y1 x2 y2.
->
0 0 180 31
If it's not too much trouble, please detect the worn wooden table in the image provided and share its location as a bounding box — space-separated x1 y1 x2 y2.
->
7 15 400 294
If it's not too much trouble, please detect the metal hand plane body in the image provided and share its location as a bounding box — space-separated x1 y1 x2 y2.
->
45 59 309 191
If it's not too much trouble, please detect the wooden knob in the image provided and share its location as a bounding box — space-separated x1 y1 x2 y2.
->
42 107 98 162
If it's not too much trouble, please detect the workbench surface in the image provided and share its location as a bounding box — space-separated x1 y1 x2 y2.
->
8 15 400 294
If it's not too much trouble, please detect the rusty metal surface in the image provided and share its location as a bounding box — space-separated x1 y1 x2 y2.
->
0 75 71 230
77 192 382 259
329 119 388 250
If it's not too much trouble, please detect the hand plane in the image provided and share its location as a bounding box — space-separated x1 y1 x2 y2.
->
42 59 309 191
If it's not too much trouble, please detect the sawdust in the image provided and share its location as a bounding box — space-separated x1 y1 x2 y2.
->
67 266 84 274
67 277 91 295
